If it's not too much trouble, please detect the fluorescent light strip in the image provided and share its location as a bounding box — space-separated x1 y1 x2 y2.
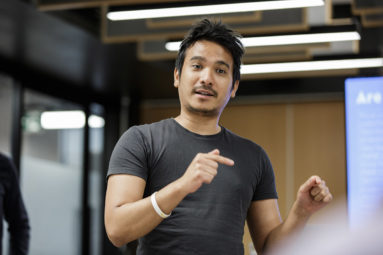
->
41 111 105 129
165 31 360 51
107 0 324 21
164 42 181 51
241 58 383 74
241 31 361 47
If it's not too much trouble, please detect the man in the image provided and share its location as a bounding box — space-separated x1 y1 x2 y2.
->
0 153 30 255
105 19 332 254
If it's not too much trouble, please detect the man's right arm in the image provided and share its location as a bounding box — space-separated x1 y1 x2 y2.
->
104 174 188 247
104 149 234 247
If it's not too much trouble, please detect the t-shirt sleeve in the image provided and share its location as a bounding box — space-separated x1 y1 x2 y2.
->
107 126 149 181
252 148 278 201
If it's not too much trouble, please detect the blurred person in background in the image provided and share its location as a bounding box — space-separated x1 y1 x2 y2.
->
266 200 383 255
0 153 30 255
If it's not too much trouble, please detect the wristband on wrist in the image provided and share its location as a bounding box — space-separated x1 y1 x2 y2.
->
151 192 171 219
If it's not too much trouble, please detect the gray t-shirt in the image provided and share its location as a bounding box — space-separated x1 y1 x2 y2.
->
108 118 278 255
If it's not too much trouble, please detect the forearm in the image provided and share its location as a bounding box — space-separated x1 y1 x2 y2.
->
10 227 30 255
253 176 332 253
6 170 30 255
105 178 188 246
263 201 310 251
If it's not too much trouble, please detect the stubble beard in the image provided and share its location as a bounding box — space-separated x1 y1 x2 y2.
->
184 85 222 116
185 103 220 117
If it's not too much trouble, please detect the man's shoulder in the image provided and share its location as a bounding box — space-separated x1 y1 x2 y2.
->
120 118 174 141
0 153 12 168
0 153 16 178
223 127 264 151
124 118 172 132
223 127 258 144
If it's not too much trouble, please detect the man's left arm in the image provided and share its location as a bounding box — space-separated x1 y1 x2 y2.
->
247 175 332 254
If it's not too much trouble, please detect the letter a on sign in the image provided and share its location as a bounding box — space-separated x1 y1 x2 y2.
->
356 91 366 104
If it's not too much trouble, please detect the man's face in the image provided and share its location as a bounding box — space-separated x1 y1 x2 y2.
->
174 40 239 117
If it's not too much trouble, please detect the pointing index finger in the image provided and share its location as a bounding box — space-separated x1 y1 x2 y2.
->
209 154 234 166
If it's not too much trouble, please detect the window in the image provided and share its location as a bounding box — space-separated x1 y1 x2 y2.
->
21 90 84 255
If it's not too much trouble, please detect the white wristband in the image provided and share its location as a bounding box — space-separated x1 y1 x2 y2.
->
151 192 171 219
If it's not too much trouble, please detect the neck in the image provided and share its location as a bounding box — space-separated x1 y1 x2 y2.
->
174 111 221 135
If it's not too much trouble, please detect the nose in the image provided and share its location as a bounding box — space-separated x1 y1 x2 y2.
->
200 68 214 86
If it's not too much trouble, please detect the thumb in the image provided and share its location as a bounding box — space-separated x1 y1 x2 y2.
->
300 176 321 193
209 149 220 155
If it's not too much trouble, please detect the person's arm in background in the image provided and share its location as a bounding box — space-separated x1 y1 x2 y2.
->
2 155 30 255
247 175 332 254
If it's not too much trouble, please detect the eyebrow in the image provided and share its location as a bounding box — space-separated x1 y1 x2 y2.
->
190 56 230 69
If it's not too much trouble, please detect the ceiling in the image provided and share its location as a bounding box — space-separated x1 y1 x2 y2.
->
1 0 383 106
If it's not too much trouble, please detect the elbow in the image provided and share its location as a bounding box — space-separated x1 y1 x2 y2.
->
105 211 128 247
106 227 126 247
107 234 125 248
105 206 141 247
105 223 135 248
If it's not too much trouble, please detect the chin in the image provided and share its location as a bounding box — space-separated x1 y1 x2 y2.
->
187 105 219 116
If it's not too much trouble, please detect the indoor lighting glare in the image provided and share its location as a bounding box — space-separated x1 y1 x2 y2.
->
88 115 105 129
107 0 324 21
164 42 181 51
241 31 360 47
240 58 383 74
165 31 361 51
41 111 105 129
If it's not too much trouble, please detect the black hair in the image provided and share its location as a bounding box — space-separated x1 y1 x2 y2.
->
175 18 244 87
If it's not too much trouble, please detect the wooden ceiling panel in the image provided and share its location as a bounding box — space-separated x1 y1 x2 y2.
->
145 11 262 29
242 50 311 64
137 41 319 63
103 8 307 42
362 13 383 27
352 0 383 15
37 0 191 11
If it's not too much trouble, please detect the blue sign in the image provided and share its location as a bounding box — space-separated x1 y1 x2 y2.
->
345 76 383 229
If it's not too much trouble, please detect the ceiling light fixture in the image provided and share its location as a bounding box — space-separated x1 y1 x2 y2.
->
240 58 383 74
88 115 105 129
40 111 105 129
165 31 361 51
107 0 324 21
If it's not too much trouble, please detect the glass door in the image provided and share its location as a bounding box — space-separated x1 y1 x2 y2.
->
20 90 84 255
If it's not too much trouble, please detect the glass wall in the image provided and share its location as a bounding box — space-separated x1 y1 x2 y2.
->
20 90 84 255
1 80 105 255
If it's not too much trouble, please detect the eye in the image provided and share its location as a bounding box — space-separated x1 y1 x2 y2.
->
216 68 227 74
192 64 202 70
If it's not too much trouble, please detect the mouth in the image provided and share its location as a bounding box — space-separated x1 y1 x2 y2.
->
193 87 217 97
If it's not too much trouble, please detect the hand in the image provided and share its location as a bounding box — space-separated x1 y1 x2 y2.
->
179 149 234 194
295 175 333 217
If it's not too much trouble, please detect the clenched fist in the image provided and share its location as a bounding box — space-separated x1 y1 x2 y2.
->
296 175 333 216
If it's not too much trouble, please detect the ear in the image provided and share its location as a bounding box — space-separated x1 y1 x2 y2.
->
174 68 180 88
230 80 239 98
